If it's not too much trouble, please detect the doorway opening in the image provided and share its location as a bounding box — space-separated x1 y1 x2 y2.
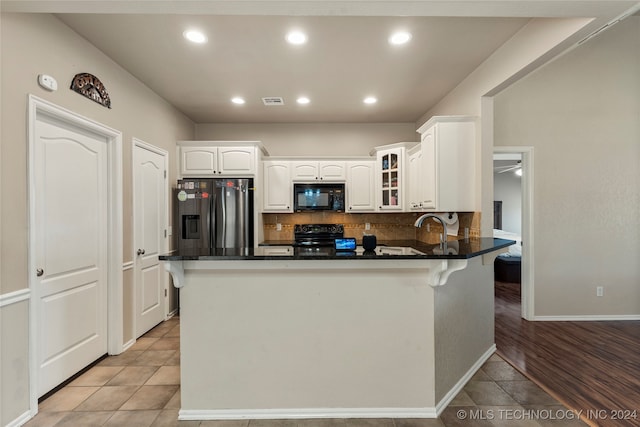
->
493 147 534 320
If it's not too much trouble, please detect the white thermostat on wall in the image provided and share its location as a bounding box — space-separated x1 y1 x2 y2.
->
38 74 58 91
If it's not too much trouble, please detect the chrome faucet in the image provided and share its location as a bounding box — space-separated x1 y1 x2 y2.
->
414 213 448 246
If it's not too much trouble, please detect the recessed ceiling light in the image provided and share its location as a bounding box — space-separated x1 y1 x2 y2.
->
286 31 307 45
297 96 310 105
231 97 245 105
183 29 207 44
363 96 377 105
389 31 412 45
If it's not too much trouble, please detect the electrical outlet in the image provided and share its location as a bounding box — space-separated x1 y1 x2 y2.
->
596 286 604 297
276 223 282 231
365 222 371 230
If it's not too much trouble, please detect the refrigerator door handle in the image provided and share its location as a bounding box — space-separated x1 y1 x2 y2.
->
208 193 215 249
219 187 227 247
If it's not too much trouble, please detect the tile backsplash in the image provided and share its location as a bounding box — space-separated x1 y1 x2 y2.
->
262 212 481 243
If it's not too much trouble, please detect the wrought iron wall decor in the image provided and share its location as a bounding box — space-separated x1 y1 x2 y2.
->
70 73 111 108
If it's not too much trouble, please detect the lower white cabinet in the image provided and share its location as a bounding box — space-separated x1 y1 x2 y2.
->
262 161 292 212
346 161 376 212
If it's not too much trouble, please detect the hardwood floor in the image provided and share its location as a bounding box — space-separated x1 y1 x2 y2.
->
495 281 640 427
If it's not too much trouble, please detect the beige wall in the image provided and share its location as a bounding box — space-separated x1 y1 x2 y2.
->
196 122 417 156
1 299 30 426
1 13 194 295
417 17 594 236
434 256 494 402
494 17 640 316
0 13 194 424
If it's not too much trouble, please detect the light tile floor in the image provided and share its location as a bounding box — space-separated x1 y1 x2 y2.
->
25 317 585 427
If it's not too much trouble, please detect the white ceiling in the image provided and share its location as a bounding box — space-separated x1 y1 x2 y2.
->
55 14 529 123
5 1 639 124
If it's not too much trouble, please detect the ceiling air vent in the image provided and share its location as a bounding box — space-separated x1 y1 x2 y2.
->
262 97 285 106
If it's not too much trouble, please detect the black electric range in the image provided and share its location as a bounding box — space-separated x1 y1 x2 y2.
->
293 224 344 256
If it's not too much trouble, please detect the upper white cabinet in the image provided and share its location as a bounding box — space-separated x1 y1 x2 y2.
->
374 145 407 211
407 144 424 211
179 142 260 177
416 116 477 212
262 161 293 212
291 161 346 182
346 161 376 212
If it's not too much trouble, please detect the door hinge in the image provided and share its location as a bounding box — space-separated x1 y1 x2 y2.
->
164 229 167 238
164 289 168 297
164 170 167 179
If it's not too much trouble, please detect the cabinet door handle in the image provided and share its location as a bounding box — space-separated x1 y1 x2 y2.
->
36 268 44 277
137 248 146 255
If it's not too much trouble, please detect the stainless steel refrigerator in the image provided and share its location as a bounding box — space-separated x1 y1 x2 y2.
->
176 178 253 250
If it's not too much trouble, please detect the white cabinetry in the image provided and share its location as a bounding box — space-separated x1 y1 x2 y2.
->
291 161 346 182
374 145 406 211
262 161 292 212
179 143 257 177
407 144 424 210
416 116 477 212
346 161 376 212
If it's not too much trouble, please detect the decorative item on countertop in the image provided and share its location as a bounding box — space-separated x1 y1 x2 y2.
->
363 234 377 251
70 73 111 108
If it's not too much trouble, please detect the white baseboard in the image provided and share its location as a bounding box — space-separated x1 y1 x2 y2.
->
435 344 497 416
6 410 32 427
0 288 30 308
121 338 136 352
178 346 498 422
179 407 438 421
534 315 640 321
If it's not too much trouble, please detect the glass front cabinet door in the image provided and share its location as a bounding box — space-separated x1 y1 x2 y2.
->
376 147 405 211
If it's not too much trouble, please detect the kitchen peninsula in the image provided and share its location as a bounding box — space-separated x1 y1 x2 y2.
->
161 237 514 421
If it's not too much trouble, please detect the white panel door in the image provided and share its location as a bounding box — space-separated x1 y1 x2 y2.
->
133 143 167 337
34 115 108 397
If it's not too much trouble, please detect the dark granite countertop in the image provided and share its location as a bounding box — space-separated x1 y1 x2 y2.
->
159 238 515 261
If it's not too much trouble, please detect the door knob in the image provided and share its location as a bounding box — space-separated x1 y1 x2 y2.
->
137 249 146 255
36 268 44 277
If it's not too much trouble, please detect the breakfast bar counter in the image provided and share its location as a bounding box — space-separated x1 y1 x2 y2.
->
160 238 514 421
160 237 514 261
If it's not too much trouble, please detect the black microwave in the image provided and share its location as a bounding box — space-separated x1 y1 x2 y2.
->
293 183 345 212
